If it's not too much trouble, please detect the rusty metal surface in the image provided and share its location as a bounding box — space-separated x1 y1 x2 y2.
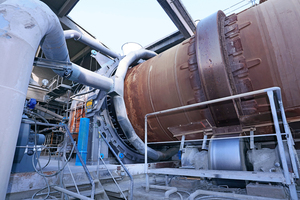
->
124 39 206 142
68 103 85 134
196 11 240 126
230 0 300 126
168 120 211 137
123 0 300 143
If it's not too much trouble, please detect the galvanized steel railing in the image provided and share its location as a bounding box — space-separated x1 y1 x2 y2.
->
20 121 96 199
144 87 299 199
98 132 134 200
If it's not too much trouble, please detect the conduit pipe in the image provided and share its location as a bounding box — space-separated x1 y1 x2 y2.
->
112 49 179 160
64 30 119 59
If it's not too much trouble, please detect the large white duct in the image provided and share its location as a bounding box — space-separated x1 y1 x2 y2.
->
0 0 69 198
112 49 179 160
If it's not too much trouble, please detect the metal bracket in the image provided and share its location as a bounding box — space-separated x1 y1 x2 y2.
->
179 135 185 151
33 57 73 77
202 134 208 150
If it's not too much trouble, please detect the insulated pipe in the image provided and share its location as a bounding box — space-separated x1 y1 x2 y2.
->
68 63 113 92
0 0 70 198
112 49 179 160
114 49 157 81
64 30 120 59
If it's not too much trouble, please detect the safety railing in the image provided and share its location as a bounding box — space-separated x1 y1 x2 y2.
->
47 74 79 94
144 87 299 199
18 121 95 199
48 74 63 92
64 124 95 199
98 132 134 200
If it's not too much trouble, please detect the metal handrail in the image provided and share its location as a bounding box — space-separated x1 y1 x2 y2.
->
97 134 127 199
98 155 128 200
144 87 298 199
99 132 134 200
66 162 80 194
21 120 96 199
64 124 95 199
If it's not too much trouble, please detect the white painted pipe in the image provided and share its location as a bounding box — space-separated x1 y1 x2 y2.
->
148 185 177 200
64 30 120 59
69 62 113 92
0 0 69 198
112 49 179 160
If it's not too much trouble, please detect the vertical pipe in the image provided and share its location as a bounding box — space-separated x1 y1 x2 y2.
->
180 135 185 150
64 30 119 59
250 130 255 150
0 1 69 198
76 118 90 166
202 134 207 150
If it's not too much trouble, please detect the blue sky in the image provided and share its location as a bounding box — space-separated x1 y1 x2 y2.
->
69 0 255 54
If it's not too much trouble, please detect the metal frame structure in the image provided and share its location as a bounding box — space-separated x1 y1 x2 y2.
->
19 121 96 199
99 132 134 200
144 87 299 199
157 0 196 38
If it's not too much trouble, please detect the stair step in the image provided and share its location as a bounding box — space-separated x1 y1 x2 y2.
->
68 189 105 199
105 190 128 199
103 182 129 198
64 179 100 188
99 175 122 181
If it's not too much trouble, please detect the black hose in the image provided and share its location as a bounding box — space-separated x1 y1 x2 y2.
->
24 108 49 124
32 117 50 200
32 144 75 177
39 127 58 133
35 148 51 170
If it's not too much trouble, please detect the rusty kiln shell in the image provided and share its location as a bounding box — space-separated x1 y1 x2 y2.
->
124 0 300 143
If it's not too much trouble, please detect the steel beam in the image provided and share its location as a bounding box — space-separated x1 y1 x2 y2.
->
148 168 286 183
57 0 79 17
157 0 195 38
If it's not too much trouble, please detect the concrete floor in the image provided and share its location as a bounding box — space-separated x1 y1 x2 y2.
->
6 156 299 200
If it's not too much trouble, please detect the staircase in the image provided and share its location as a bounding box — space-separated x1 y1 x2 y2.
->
62 179 109 200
